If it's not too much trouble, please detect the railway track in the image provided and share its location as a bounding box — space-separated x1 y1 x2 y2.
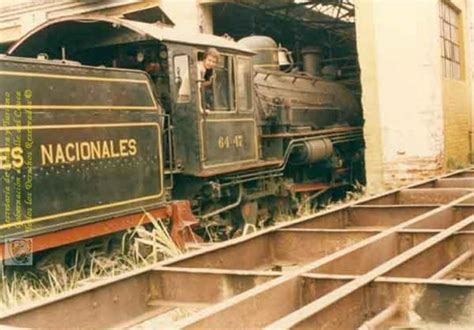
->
2 168 474 328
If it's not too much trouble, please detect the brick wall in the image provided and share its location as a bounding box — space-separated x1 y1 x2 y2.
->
442 0 472 169
356 0 474 191
443 80 471 168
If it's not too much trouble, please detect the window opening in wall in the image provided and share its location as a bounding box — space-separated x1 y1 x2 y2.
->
440 1 462 80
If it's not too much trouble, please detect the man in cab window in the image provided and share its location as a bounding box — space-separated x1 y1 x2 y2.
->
198 47 219 109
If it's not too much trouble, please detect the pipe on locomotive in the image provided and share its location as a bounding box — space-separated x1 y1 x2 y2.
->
222 135 340 182
199 184 243 220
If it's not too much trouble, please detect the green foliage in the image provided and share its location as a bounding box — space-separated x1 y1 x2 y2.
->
447 157 467 170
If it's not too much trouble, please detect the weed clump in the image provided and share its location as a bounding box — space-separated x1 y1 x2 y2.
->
0 211 182 312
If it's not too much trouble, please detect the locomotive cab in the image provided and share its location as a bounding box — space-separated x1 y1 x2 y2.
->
107 41 264 177
170 47 261 177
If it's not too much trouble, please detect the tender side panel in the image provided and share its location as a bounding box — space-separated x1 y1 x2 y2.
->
0 70 156 108
0 60 163 239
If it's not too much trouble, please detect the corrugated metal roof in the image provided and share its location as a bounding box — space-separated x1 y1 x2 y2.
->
8 15 254 55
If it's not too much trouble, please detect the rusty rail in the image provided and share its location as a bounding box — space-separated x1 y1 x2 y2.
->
2 168 474 328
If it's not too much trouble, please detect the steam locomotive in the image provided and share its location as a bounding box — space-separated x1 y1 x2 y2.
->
0 16 364 264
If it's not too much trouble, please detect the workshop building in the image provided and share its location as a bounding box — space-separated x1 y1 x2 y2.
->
0 0 472 191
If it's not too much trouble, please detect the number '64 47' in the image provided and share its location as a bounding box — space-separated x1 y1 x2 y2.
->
218 135 244 149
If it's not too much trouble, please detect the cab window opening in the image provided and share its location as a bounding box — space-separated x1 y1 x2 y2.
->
197 50 235 111
174 54 191 103
236 57 252 111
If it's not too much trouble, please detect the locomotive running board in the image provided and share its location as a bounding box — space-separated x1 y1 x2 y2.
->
2 167 474 328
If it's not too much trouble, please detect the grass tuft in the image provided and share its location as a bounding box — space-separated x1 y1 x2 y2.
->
1 185 368 312
0 211 183 312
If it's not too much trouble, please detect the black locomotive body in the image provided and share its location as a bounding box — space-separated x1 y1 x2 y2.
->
0 16 364 259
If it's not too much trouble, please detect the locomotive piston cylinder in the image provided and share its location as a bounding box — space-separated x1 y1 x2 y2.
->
290 138 334 164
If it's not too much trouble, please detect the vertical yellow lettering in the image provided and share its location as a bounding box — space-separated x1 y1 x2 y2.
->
0 147 11 170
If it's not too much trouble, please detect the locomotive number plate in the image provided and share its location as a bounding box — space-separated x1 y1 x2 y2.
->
201 119 257 167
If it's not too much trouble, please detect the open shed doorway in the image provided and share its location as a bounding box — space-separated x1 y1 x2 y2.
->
210 1 361 99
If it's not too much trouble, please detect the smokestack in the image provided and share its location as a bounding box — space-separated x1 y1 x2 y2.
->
301 46 322 76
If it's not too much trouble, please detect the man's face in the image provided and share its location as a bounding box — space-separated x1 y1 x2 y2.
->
203 55 218 70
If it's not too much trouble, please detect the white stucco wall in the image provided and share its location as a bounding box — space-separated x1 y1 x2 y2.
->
0 0 214 44
158 0 213 33
376 0 444 182
356 0 446 188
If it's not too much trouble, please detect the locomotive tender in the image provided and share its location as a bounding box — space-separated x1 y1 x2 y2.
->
0 16 364 263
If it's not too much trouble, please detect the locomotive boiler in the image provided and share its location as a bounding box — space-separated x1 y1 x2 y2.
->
238 35 364 177
0 16 364 265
